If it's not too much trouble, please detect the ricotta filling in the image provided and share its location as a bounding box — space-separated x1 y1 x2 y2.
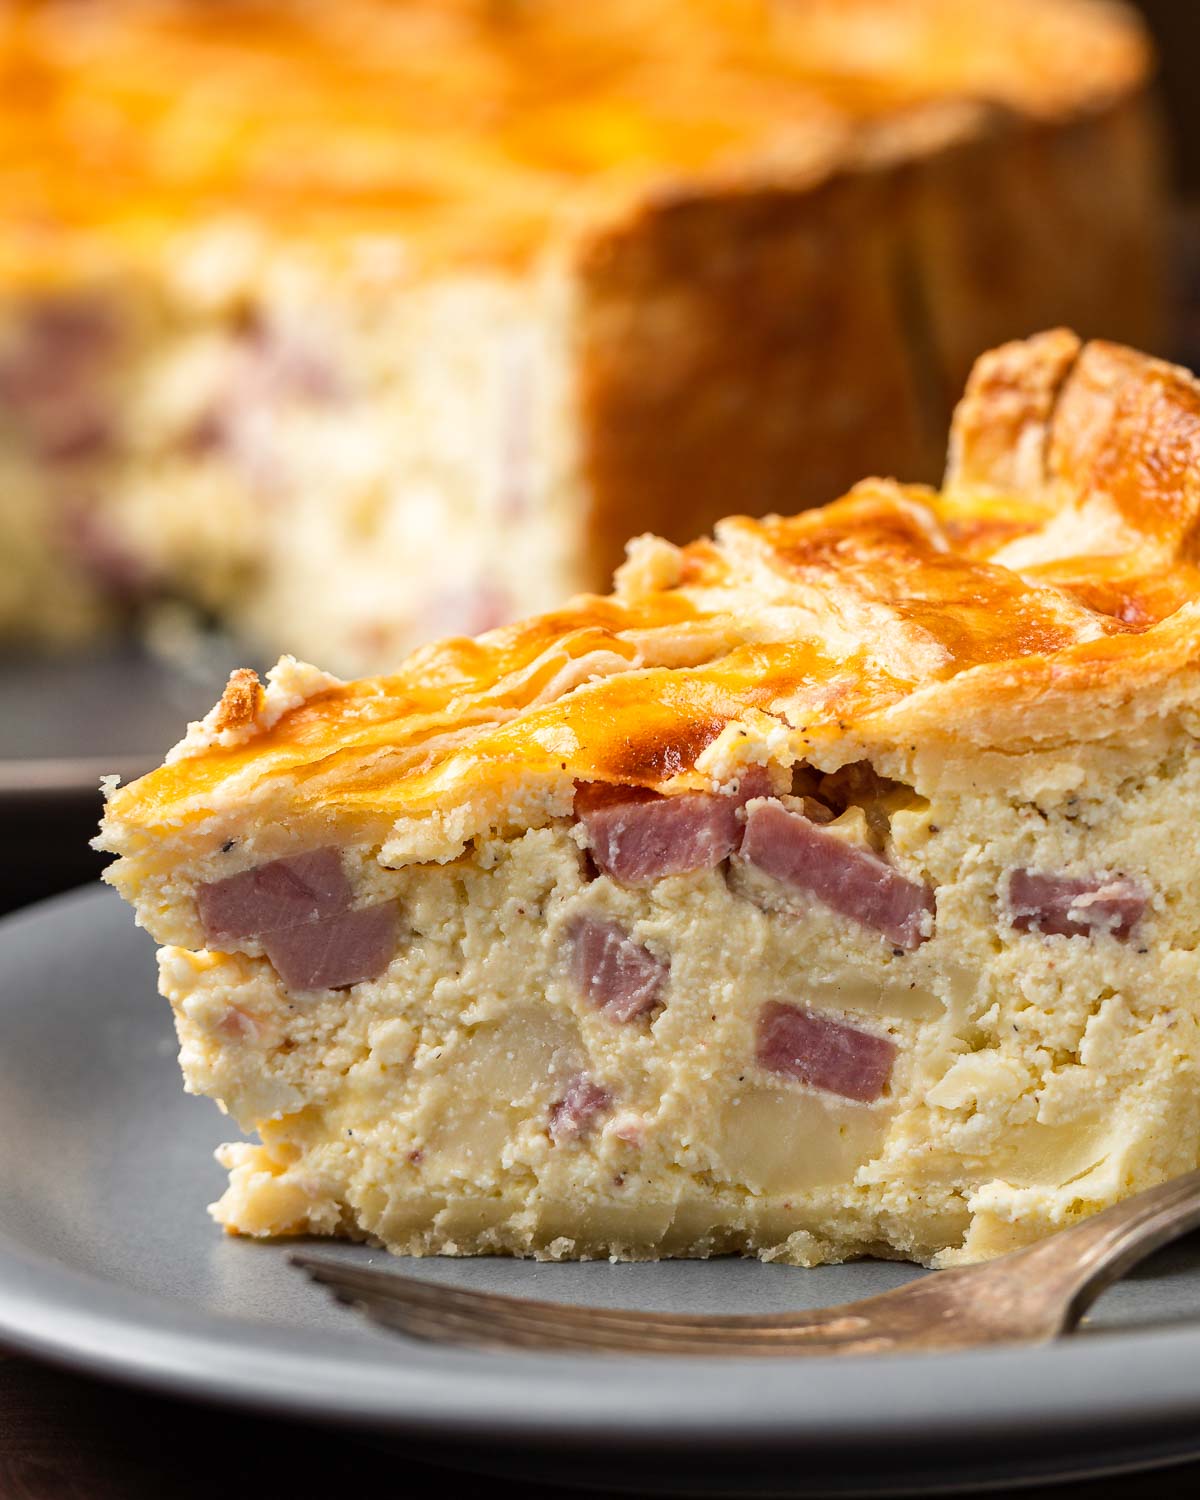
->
157 753 1182 1267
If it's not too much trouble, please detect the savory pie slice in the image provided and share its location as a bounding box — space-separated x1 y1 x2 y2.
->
0 0 1162 671
99 330 1200 1267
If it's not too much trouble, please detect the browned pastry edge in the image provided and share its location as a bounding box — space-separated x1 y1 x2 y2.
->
207 668 266 736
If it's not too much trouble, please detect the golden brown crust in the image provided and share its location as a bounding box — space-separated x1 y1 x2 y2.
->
206 668 266 737
0 0 1152 278
944 327 1084 493
101 334 1200 858
952 331 1200 562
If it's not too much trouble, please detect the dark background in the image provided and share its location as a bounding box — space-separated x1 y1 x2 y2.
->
1138 1 1200 189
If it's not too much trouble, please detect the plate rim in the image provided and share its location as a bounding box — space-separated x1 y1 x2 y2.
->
0 755 153 798
6 1229 1200 1451
5 886 1200 1451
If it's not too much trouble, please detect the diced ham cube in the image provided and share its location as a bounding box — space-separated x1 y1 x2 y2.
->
197 847 400 992
756 1000 897 1103
739 799 934 950
197 848 351 945
262 900 400 990
568 916 668 1022
0 297 119 461
549 1073 612 1141
1006 870 1147 939
575 767 771 886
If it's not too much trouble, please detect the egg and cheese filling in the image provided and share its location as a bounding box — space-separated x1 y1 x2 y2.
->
140 732 1193 1268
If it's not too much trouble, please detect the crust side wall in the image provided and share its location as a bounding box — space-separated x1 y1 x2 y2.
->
574 91 1166 585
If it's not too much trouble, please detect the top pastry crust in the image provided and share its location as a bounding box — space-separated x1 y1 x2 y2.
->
99 331 1200 871
1 0 1149 275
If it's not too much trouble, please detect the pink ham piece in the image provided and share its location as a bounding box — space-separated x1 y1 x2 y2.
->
0 297 120 462
756 1000 897 1103
549 1074 612 1141
263 900 400 991
740 799 934 950
568 916 668 1022
1006 870 1147 940
197 847 351 945
197 847 399 990
575 767 772 886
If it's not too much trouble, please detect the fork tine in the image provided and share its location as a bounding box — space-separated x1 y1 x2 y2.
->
311 1275 846 1356
302 1265 647 1353
366 1296 763 1356
294 1258 761 1354
290 1253 879 1334
294 1256 784 1335
290 1254 898 1356
332 1287 563 1353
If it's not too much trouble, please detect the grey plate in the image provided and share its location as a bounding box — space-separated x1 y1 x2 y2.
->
5 888 1200 1497
0 641 249 797
0 642 253 910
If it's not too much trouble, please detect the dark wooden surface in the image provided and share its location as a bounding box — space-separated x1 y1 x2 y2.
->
0 1346 556 1500
3 1341 1200 1500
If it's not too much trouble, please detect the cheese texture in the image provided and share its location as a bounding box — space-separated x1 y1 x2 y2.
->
99 331 1200 1265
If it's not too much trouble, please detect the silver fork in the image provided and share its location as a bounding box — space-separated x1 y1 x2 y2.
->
291 1169 1200 1357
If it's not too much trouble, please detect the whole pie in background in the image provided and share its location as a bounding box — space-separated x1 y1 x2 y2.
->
0 0 1165 673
